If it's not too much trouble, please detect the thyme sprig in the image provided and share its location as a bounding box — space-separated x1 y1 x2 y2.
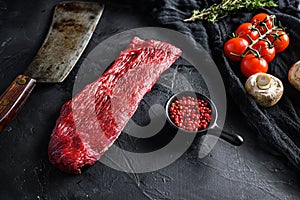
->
184 0 278 23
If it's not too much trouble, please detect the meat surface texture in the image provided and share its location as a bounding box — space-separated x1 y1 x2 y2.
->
48 37 182 174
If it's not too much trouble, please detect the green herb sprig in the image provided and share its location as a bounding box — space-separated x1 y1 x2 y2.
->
184 0 278 23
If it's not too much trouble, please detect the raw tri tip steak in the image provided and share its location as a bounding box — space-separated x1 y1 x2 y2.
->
48 37 182 174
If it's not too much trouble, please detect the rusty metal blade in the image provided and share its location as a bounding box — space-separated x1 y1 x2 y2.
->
24 1 104 83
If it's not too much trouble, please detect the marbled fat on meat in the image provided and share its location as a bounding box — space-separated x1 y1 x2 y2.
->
48 37 182 174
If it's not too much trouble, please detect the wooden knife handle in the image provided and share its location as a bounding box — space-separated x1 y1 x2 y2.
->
0 75 36 133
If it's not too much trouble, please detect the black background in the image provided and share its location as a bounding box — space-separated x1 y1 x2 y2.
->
0 0 300 199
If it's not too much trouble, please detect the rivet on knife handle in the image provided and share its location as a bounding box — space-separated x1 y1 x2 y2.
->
0 75 36 133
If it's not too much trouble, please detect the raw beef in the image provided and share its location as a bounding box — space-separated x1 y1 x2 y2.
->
48 37 182 174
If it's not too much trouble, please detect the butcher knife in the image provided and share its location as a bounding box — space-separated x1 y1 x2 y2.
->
0 1 104 132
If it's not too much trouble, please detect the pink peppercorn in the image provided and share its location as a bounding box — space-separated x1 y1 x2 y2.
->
169 95 212 131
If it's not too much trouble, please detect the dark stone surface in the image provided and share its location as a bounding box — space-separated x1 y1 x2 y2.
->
0 0 299 199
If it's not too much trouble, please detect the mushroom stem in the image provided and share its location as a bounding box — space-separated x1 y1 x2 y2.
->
256 73 271 90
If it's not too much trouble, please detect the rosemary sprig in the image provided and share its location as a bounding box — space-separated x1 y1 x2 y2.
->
184 0 278 23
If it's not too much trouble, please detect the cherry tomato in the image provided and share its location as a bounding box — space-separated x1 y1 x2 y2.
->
236 22 259 43
266 30 289 53
224 38 249 61
251 13 273 34
241 54 268 77
252 41 276 63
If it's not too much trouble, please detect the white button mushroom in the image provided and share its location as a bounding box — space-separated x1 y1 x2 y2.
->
245 73 284 107
288 61 300 91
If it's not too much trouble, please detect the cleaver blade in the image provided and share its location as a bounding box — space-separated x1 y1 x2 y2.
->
26 2 104 83
0 1 104 132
